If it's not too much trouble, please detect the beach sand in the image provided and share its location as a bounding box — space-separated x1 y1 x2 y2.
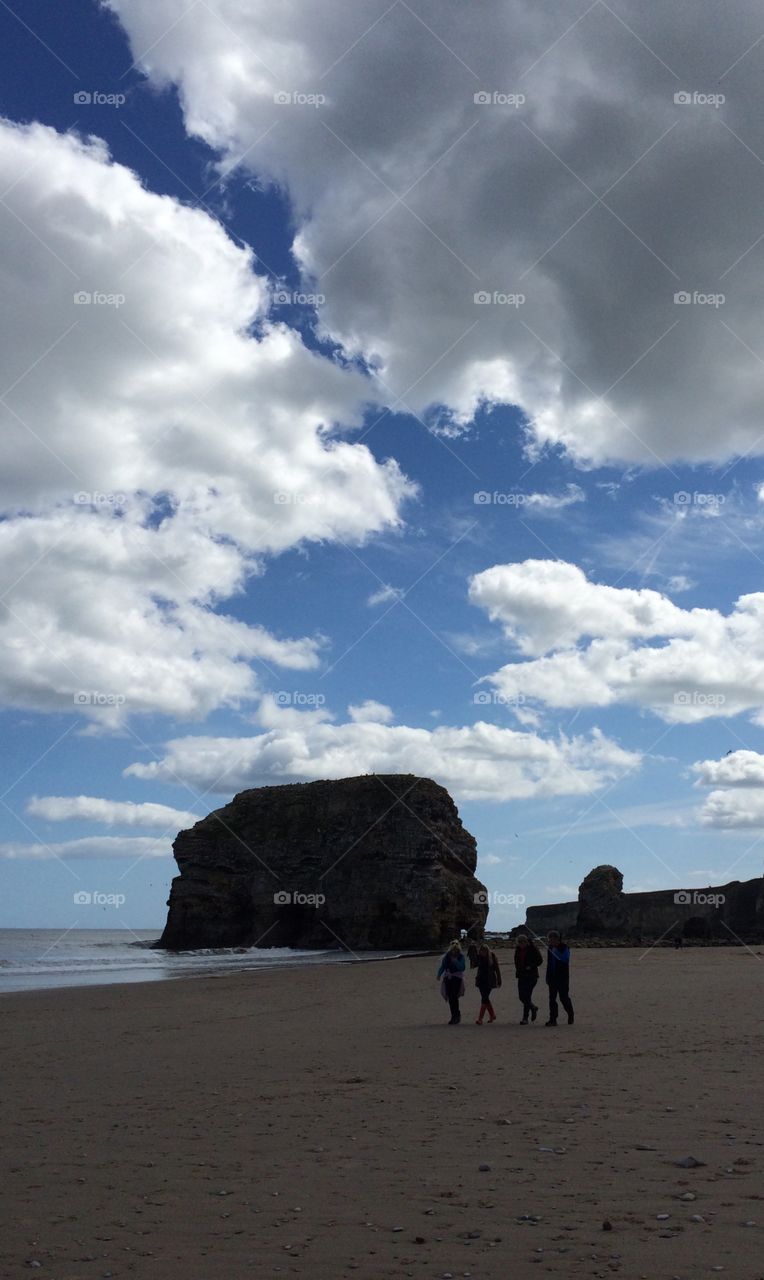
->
1 947 763 1280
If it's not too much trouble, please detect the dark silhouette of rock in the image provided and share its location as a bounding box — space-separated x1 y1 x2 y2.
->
159 774 487 951
577 864 629 934
520 866 764 941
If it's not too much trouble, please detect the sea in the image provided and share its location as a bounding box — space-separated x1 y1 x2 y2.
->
0 929 413 994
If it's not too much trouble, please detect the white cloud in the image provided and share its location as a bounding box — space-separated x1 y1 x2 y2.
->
471 559 764 723
0 836 171 860
667 575 694 593
124 703 640 802
106 0 764 466
481 854 502 866
0 119 415 722
693 750 764 828
522 484 585 514
367 584 404 607
27 795 197 830
692 750 764 788
347 699 394 723
469 559 698 654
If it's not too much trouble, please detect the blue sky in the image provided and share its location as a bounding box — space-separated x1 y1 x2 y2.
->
3 0 764 932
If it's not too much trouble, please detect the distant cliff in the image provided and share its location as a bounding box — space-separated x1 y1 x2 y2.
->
523 864 764 941
160 774 488 951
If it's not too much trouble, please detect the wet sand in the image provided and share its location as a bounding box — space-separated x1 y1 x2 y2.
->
1 947 763 1280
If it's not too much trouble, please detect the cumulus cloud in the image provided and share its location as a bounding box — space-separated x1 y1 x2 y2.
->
0 119 415 721
471 559 764 723
124 703 640 801
107 0 764 465
27 795 197 830
469 559 700 654
347 699 394 723
693 750 764 828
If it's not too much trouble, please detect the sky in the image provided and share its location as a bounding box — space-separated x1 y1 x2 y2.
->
3 0 764 934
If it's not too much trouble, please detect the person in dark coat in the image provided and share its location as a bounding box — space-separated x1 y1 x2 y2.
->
474 942 501 1023
467 941 479 969
513 933 543 1023
545 930 574 1026
437 940 466 1024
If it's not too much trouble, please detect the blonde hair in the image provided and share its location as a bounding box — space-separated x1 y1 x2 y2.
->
448 939 463 953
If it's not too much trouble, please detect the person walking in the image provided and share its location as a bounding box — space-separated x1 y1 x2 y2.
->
474 942 501 1024
514 933 543 1023
545 930 574 1026
437 940 466 1024
467 940 479 969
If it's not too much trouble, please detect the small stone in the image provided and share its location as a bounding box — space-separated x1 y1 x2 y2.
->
392 1226 403 1232
635 1144 656 1151
680 1192 696 1201
743 1221 756 1227
657 1214 670 1220
690 1214 705 1223
675 1156 705 1168
478 1164 491 1172
602 1220 613 1231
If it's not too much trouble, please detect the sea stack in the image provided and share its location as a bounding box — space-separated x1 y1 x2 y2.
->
159 774 488 951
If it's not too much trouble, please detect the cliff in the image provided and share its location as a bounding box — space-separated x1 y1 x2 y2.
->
521 864 764 941
159 774 488 951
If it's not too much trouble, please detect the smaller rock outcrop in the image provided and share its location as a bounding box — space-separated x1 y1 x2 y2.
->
577 865 629 934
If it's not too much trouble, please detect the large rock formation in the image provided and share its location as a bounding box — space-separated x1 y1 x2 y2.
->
521 866 764 941
159 774 488 951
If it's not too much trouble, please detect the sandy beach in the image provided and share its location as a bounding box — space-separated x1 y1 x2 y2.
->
2 947 763 1280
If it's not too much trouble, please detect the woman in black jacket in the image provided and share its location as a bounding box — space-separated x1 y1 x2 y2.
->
514 933 543 1024
475 943 501 1023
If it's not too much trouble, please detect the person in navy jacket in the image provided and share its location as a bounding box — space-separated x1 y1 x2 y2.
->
437 940 466 1024
545 930 574 1026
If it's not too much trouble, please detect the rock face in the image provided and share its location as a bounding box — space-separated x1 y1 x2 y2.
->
160 774 488 951
577 865 629 934
520 867 764 941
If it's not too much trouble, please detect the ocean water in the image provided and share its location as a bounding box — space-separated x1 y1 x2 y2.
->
0 929 408 994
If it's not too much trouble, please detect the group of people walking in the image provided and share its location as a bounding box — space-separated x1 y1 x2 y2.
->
436 932 574 1027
